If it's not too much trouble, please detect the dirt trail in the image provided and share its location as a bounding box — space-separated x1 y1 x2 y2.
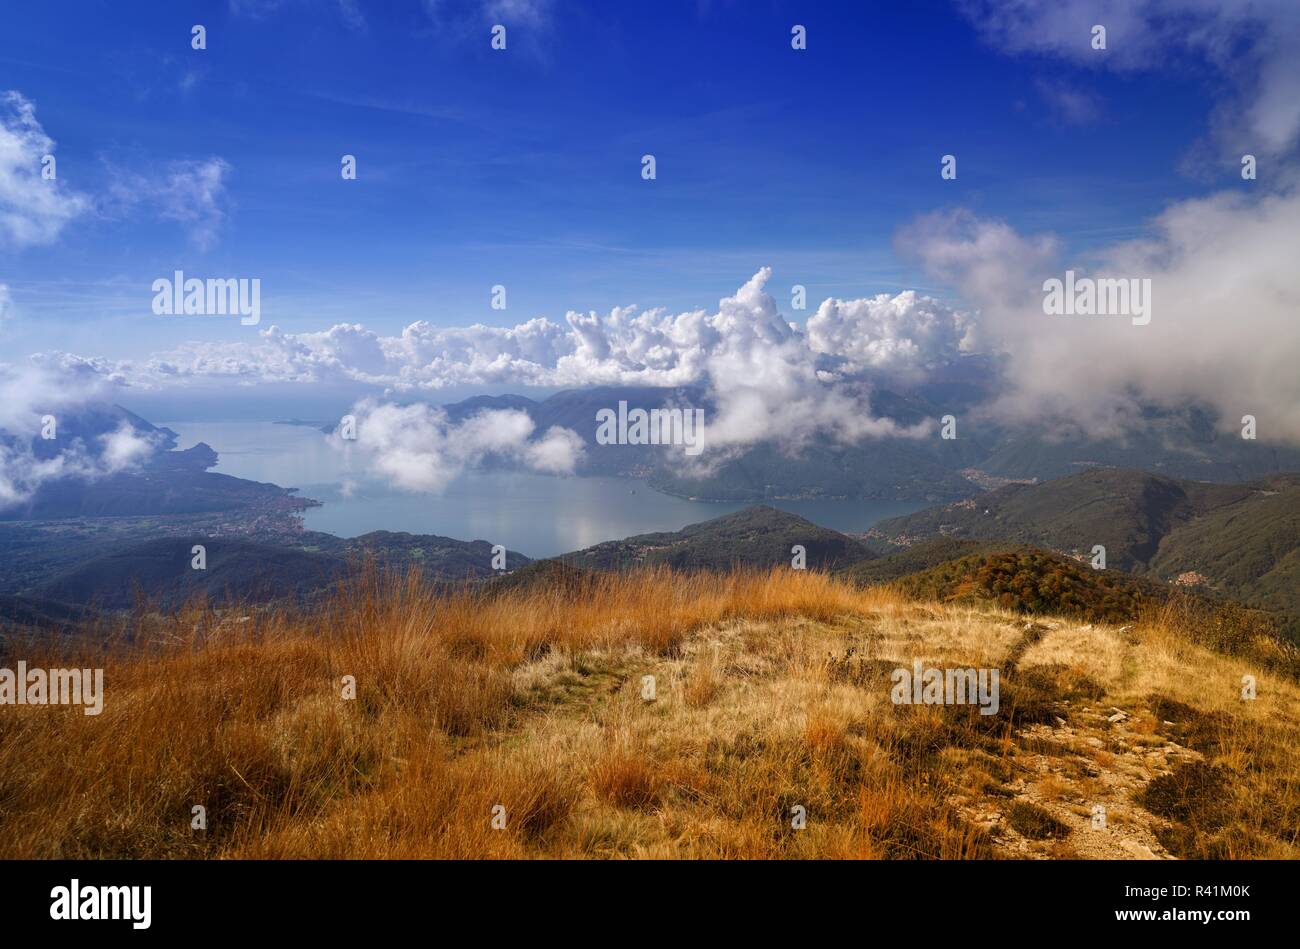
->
961 621 1194 859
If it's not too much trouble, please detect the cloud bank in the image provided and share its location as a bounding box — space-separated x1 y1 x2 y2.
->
79 269 965 466
898 185 1300 443
98 269 975 393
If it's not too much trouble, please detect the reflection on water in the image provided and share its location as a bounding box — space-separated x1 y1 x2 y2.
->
160 421 924 559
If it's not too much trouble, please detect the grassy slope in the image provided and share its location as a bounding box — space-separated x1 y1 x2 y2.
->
2 565 1296 860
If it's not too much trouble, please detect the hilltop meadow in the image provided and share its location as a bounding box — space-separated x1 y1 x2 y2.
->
1 564 1297 860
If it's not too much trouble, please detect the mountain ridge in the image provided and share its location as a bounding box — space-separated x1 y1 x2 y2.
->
868 468 1300 634
558 504 875 572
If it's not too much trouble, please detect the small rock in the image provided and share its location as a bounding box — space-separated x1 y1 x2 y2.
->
1053 716 1067 727
1120 839 1159 860
1107 712 1126 724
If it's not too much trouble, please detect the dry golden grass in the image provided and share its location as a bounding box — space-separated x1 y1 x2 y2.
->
1 564 1296 859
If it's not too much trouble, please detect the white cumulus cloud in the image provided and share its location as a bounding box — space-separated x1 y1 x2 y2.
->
0 91 90 248
334 399 584 494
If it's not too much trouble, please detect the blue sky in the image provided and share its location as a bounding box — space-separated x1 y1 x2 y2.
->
0 0 1240 364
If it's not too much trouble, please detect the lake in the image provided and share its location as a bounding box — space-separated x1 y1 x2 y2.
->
160 421 924 558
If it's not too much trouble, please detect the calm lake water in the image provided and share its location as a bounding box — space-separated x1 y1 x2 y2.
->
160 421 924 559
